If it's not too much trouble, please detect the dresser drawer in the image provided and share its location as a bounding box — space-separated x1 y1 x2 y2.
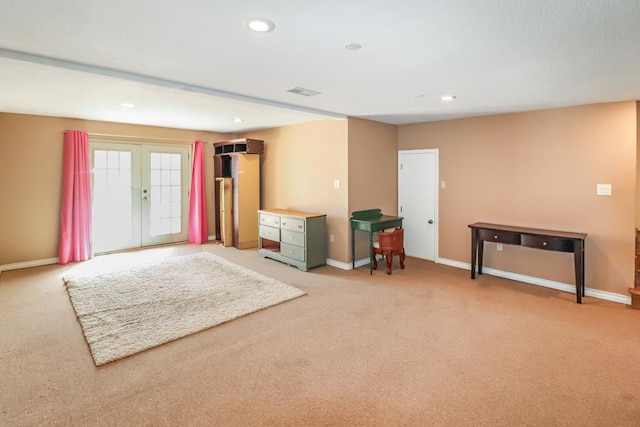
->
521 235 574 252
280 217 305 232
478 229 521 245
281 243 305 262
281 229 305 247
281 217 305 232
259 213 280 227
259 225 280 241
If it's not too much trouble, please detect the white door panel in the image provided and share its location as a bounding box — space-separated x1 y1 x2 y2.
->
398 149 438 260
141 145 191 246
91 143 141 253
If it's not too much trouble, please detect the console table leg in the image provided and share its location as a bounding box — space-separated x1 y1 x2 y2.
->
574 241 585 304
471 229 477 279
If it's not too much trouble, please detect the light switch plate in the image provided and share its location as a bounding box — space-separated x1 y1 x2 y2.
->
333 179 341 189
596 184 612 196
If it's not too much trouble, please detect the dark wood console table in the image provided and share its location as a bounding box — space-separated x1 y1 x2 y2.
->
351 209 403 274
468 223 587 304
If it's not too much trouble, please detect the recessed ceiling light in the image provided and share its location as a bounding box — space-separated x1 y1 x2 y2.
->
120 102 135 108
441 95 456 102
345 43 362 51
412 94 425 99
245 18 275 33
233 117 244 123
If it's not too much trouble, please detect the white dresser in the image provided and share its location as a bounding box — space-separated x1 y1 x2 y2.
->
258 208 327 271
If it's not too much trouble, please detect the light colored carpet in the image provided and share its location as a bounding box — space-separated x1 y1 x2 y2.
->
62 252 306 366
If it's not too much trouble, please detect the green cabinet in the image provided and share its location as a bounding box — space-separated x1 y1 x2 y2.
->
258 208 327 271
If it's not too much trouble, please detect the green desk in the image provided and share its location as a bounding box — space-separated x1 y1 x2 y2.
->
350 209 404 274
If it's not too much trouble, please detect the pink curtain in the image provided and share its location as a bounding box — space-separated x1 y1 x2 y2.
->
58 130 92 264
188 140 209 244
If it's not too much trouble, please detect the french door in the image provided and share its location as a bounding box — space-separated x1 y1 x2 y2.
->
90 141 191 253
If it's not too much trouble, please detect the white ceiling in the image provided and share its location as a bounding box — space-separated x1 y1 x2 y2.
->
0 0 639 133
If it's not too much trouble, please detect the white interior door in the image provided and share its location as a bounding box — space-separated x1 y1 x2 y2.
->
398 149 438 260
91 141 191 253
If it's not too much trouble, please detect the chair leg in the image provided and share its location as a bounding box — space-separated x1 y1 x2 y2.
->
372 253 378 270
400 249 406 269
385 252 392 274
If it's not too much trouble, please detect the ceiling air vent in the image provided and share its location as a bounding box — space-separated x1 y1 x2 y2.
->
287 87 322 97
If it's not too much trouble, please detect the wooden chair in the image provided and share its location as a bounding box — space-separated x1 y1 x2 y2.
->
372 227 406 274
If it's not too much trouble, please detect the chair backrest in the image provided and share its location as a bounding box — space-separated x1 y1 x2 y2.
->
377 227 404 251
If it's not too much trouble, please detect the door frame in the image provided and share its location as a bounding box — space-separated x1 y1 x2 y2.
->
89 139 192 253
398 148 439 261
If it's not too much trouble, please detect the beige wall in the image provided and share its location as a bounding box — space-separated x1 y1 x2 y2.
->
0 113 230 265
241 119 350 262
399 102 637 295
347 117 399 261
3 101 638 297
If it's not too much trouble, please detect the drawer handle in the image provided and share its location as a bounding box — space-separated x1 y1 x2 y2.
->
543 242 547 246
493 235 498 239
298 225 302 229
282 221 286 226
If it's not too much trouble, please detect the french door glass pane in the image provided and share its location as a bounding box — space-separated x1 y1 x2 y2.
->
93 149 134 250
149 152 183 237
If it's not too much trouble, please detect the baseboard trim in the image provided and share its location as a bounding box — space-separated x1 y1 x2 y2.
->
3 255 629 305
437 257 631 305
0 257 59 274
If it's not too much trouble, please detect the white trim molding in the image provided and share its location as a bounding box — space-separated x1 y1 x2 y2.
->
436 257 631 305
0 257 59 274
3 255 630 305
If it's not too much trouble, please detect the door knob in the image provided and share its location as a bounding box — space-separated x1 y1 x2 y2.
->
428 219 434 224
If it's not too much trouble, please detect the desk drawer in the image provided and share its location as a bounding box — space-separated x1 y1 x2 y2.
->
521 235 574 252
478 229 521 245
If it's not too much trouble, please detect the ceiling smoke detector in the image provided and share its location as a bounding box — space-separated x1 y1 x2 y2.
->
287 87 322 97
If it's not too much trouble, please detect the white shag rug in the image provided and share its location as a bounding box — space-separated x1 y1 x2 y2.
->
62 252 305 366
